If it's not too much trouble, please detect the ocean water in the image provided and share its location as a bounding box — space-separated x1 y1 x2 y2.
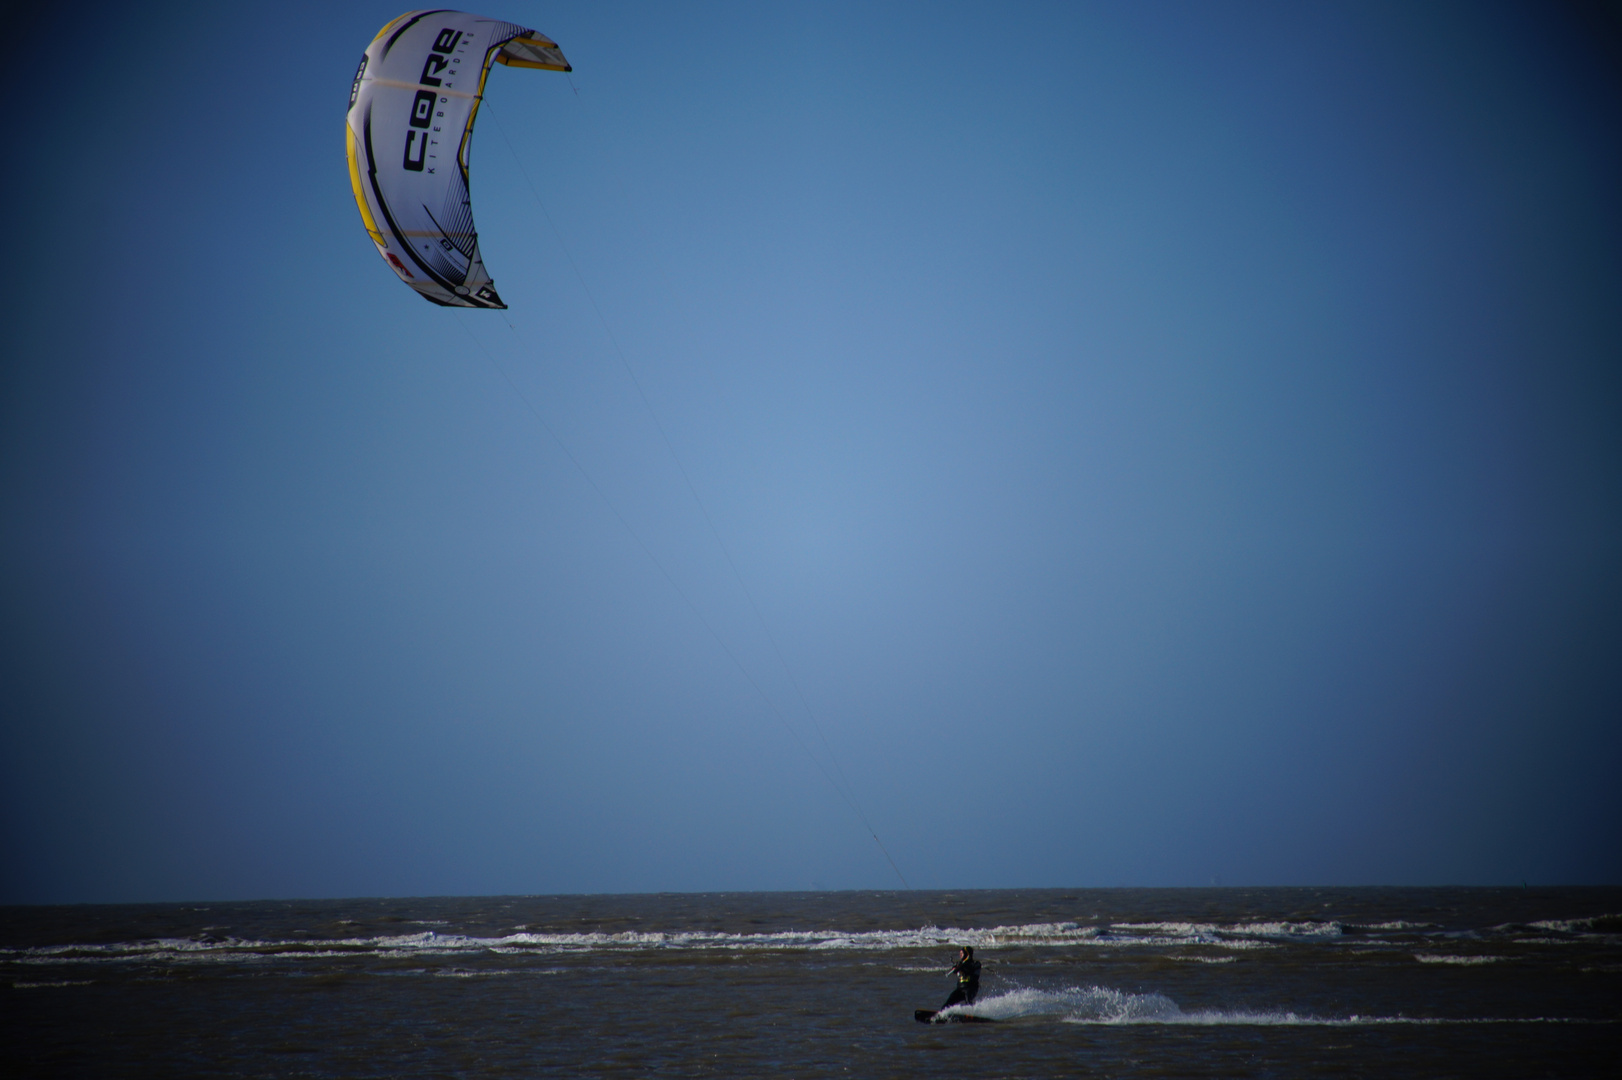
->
3 887 1618 1077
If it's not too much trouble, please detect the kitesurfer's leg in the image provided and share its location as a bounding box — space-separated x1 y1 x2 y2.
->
942 986 968 1010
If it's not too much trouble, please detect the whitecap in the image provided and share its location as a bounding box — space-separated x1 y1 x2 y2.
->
1529 914 1622 934
1224 921 1343 939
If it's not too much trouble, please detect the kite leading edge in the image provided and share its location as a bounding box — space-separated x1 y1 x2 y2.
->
345 10 570 308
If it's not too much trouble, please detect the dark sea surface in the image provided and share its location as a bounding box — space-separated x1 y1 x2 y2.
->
2 887 1618 1078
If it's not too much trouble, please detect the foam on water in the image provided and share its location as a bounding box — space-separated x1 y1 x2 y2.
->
944 985 1182 1023
1529 914 1622 934
1228 921 1345 939
6 920 1287 965
4 923 1105 965
1111 919 1341 941
941 986 1613 1028
4 908 1615 969
495 921 1103 953
950 985 1353 1026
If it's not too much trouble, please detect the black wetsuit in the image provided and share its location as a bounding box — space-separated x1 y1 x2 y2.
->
942 956 981 1008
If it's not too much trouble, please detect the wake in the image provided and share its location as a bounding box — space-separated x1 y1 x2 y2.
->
941 986 1615 1026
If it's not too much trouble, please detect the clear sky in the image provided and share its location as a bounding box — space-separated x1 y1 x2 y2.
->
3 1 1619 903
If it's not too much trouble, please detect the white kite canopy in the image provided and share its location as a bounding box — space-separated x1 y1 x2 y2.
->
345 10 570 309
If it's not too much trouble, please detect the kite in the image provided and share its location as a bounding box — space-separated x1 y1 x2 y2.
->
345 10 570 308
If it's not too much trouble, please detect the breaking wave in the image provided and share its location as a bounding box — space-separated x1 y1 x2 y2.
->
1529 914 1622 934
5 911 1615 969
1113 920 1342 939
4 923 1099 966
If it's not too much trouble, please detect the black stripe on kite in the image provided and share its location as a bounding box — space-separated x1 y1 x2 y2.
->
383 10 449 60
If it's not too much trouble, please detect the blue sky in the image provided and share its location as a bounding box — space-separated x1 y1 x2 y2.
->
2 1 1619 902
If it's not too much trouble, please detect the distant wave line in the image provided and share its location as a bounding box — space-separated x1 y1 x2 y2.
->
9 913 1614 964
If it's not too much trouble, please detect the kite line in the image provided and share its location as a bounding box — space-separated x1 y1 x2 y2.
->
476 97 911 890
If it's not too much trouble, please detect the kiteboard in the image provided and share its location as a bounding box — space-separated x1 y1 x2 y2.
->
915 1009 994 1024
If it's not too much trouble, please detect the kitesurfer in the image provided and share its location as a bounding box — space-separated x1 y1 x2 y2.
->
942 945 981 1009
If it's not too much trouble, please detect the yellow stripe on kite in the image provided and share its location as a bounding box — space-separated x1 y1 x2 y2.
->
346 125 387 248
370 12 413 44
495 56 571 71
